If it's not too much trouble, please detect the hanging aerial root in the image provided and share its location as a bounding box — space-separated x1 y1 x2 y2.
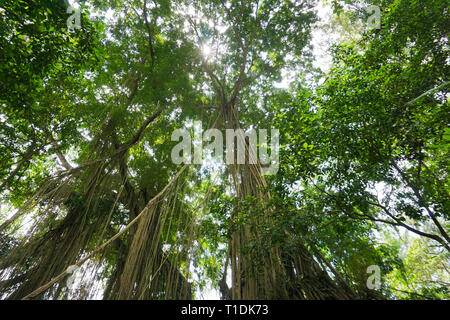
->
20 164 188 300
116 163 218 300
220 106 355 300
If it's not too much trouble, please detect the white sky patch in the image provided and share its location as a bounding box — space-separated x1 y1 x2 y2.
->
201 43 212 58
273 2 339 89
67 0 80 9
311 1 335 74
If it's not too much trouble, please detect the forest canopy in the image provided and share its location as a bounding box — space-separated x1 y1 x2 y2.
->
0 0 448 300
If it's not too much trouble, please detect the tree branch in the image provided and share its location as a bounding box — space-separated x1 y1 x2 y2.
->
47 133 73 170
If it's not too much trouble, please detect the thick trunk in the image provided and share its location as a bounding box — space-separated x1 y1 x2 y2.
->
222 103 355 300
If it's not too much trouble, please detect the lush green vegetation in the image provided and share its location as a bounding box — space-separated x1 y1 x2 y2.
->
0 0 448 300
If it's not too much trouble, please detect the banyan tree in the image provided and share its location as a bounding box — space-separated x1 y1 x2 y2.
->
1 0 448 300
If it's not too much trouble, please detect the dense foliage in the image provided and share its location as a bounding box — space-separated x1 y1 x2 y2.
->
0 0 448 300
